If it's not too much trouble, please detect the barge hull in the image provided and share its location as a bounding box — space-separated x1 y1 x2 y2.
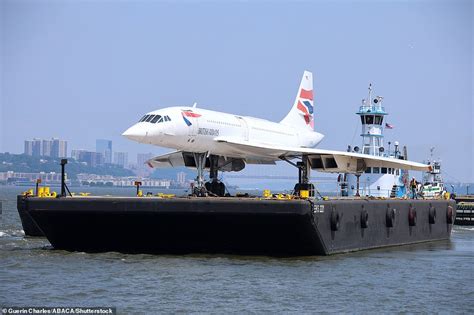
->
19 197 455 255
17 195 45 237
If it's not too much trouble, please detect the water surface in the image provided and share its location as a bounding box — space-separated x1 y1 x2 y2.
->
1 186 472 313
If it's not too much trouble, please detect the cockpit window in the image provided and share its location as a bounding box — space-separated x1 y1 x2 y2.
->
141 114 172 123
151 115 161 123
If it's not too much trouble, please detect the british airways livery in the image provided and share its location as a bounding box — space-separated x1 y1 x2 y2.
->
122 71 429 196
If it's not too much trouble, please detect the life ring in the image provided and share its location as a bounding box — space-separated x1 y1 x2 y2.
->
408 206 417 226
360 209 369 228
330 209 340 231
428 206 436 224
446 205 454 224
386 207 396 227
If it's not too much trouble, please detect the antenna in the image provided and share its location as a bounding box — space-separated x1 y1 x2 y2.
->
368 83 372 106
192 102 197 108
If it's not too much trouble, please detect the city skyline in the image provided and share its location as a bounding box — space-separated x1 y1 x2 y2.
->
23 136 143 169
1 0 472 182
24 137 67 158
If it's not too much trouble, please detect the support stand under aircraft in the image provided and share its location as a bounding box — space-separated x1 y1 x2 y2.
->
191 153 227 197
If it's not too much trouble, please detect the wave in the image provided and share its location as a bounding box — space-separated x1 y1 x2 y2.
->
453 225 474 232
0 229 25 237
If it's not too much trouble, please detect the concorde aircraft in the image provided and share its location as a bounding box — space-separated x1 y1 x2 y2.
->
122 71 430 196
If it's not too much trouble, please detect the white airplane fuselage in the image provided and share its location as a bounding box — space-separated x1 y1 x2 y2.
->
122 71 430 178
123 106 324 159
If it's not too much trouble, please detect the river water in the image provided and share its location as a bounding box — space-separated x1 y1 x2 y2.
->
0 186 473 313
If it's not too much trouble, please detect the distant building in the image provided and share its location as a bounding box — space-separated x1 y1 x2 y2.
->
136 153 154 177
24 140 33 156
137 153 153 167
75 151 104 167
76 174 171 188
113 152 128 168
32 138 42 156
42 139 52 157
51 138 67 158
96 139 112 164
71 149 87 161
83 151 104 167
24 138 67 157
0 171 66 185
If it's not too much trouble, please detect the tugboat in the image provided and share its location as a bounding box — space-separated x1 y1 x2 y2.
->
421 147 446 199
341 84 410 198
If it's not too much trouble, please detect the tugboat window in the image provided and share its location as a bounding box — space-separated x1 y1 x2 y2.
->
140 115 150 122
381 167 387 174
375 116 383 125
145 115 155 122
365 167 372 173
366 116 374 124
157 116 164 123
373 167 380 174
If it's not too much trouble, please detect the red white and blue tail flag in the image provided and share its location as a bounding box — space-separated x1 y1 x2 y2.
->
385 123 394 129
280 71 315 131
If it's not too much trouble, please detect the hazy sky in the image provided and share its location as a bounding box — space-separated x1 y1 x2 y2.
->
1 0 472 182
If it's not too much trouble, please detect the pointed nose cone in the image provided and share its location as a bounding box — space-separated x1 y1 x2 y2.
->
122 124 148 142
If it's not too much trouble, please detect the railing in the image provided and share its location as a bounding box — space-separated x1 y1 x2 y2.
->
339 179 398 198
223 175 404 199
455 202 474 225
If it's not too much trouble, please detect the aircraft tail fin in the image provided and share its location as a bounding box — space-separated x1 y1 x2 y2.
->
280 70 314 130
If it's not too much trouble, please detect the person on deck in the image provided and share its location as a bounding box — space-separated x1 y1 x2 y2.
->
410 177 418 199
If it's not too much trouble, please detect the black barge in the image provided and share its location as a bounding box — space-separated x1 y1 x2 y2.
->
17 195 456 255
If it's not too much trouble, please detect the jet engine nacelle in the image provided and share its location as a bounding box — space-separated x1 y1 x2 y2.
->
217 157 245 172
182 152 245 172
